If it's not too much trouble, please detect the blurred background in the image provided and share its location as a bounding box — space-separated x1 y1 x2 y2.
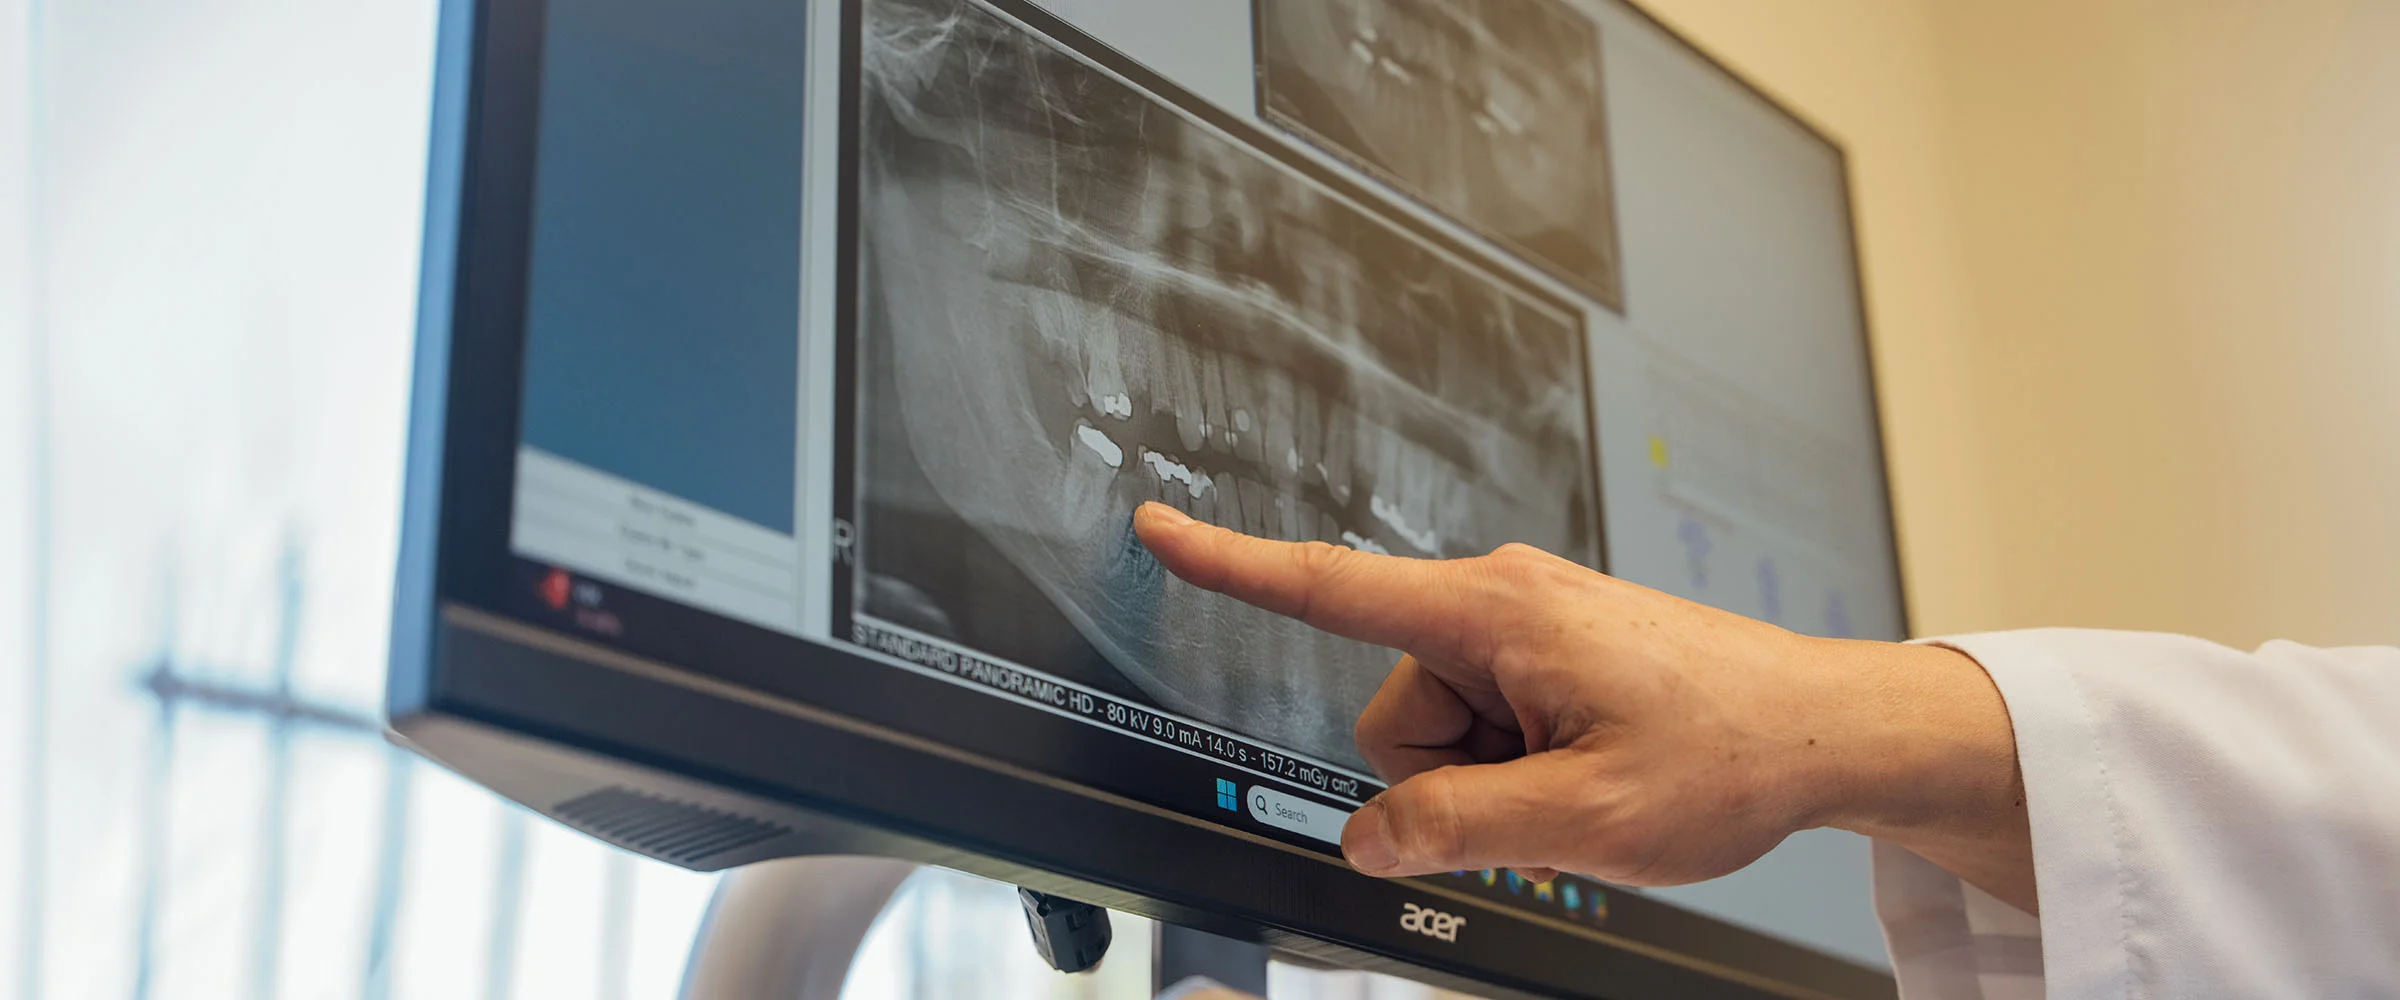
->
1 0 2394 998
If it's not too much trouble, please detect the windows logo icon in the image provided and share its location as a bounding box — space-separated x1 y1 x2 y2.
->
1215 778 1240 811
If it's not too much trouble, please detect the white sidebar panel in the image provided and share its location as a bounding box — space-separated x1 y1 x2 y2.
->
512 446 801 633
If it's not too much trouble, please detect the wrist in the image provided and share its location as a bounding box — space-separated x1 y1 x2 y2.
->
1793 639 2023 842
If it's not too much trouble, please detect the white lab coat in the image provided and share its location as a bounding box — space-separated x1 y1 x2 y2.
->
1872 629 2400 999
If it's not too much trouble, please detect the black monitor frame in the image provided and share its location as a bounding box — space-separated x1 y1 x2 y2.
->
385 0 1903 997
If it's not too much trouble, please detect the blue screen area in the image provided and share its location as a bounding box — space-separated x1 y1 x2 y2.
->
517 0 808 533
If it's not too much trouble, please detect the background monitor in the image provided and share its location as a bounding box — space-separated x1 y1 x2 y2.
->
388 0 1908 995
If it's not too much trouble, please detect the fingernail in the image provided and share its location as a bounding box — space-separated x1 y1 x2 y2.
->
1344 800 1399 874
1137 501 1194 528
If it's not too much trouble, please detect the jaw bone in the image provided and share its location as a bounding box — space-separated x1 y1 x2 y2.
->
857 0 1596 771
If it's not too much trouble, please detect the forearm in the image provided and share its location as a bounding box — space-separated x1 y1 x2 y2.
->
1796 638 2036 913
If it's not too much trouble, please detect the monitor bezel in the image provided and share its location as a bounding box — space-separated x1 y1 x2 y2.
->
385 0 1910 997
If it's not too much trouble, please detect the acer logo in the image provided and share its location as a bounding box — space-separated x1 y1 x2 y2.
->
1400 902 1465 943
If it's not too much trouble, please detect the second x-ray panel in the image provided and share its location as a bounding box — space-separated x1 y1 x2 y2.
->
844 0 1599 770
1255 0 1625 310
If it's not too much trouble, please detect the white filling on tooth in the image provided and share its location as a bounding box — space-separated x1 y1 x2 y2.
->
1286 446 1302 472
1368 493 1439 554
1075 423 1124 468
1233 409 1253 433
1142 450 1211 499
1339 530 1389 555
1097 392 1133 419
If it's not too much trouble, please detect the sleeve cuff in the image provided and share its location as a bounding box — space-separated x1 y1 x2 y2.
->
1910 631 2133 1000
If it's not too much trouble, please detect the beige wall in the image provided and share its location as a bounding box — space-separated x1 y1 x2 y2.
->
1636 0 2400 647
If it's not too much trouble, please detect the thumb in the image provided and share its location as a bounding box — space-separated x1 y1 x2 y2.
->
1340 753 1589 877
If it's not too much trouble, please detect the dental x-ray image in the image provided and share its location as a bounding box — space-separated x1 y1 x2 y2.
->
847 0 1600 771
1255 0 1626 310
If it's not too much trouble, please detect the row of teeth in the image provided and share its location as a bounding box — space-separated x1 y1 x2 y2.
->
1054 282 1473 559
1070 399 1454 557
1339 24 1523 137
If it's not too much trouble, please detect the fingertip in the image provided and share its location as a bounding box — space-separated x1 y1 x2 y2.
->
1134 500 1196 532
1342 799 1400 875
1133 503 1200 560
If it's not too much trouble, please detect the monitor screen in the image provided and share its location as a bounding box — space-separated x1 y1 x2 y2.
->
393 0 1906 994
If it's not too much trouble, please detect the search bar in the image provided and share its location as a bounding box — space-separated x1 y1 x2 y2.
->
1246 786 1351 845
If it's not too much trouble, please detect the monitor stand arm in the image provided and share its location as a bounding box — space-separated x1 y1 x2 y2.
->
1153 923 1271 997
677 857 1271 999
678 855 920 1000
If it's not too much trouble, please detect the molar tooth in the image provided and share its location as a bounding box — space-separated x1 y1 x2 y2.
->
1320 402 1356 506
1192 470 1221 524
1276 493 1306 542
1370 421 1404 511
1368 491 1438 556
1074 421 1125 469
1109 312 1151 415
1214 462 1245 529
1399 435 1437 550
1259 366 1298 480
1199 350 1231 454
1128 448 1156 503
1294 383 1323 488
1082 310 1126 414
1286 497 1318 543
1227 356 1266 466
1340 528 1389 555
1434 461 1472 561
1238 477 1270 537
1170 343 1208 453
1139 449 1213 512
1130 447 1156 501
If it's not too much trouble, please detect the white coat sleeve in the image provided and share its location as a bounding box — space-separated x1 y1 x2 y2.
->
1870 629 2400 1000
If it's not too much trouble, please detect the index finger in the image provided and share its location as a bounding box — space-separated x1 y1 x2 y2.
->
1133 502 1489 660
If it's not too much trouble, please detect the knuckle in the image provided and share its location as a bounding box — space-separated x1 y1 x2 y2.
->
1490 541 1547 563
1352 712 1396 763
1393 769 1469 868
1294 540 1350 577
1467 544 1562 648
1288 540 1354 617
1353 693 1397 741
1481 542 1554 584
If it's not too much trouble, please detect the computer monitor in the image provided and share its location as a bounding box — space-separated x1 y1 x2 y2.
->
387 0 1908 996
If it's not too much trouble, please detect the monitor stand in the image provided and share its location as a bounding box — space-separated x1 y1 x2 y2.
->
678 855 920 1000
1153 923 1271 997
678 856 1271 999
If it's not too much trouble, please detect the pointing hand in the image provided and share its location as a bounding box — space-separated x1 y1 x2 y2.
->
1133 502 2033 911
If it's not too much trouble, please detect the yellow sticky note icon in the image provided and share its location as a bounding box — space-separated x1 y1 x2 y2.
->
1648 435 1670 468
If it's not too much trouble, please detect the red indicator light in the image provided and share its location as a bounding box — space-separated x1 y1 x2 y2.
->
540 568 572 610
